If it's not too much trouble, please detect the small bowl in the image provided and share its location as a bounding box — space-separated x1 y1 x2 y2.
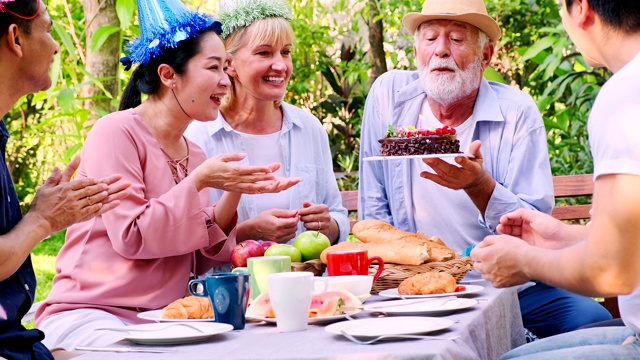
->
316 275 374 297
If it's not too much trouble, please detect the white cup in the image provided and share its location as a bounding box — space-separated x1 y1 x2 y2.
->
267 272 328 332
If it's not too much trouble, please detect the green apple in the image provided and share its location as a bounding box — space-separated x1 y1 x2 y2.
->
293 231 331 262
264 244 302 263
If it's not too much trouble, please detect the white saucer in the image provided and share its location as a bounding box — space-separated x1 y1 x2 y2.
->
378 284 484 299
364 298 477 316
363 153 473 161
103 322 233 345
137 310 215 322
247 310 361 325
325 316 454 339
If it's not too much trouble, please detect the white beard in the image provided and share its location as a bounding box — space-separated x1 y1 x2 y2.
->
418 56 483 106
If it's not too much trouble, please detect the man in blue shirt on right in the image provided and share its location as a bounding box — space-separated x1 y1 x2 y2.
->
358 0 611 338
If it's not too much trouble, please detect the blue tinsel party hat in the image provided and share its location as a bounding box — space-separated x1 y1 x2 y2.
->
120 0 221 70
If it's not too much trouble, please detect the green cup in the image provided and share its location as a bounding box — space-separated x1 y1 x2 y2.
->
232 256 291 300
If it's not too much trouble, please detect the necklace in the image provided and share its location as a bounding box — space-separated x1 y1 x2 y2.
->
160 137 189 184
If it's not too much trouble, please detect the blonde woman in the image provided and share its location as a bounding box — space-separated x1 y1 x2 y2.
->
185 0 348 246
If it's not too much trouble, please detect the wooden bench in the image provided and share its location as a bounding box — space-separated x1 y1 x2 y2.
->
551 174 593 220
340 173 620 318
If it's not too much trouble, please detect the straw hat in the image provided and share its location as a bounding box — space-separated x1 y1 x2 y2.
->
402 0 501 43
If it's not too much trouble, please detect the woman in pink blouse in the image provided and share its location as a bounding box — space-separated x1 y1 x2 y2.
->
34 12 300 351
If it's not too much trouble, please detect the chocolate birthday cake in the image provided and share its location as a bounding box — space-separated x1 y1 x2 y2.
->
378 125 460 156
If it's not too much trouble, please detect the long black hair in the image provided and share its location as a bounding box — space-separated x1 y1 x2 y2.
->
0 0 41 37
119 26 220 111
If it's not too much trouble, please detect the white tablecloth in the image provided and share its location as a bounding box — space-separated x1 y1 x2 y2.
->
75 282 524 360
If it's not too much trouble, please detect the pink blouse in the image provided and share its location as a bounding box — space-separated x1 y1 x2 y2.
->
36 110 236 325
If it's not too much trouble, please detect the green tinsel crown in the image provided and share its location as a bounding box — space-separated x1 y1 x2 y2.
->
218 0 293 39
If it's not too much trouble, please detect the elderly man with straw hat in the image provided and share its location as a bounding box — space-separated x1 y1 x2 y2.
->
358 0 612 339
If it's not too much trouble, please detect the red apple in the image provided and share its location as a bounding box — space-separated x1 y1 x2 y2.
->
258 240 277 253
230 240 265 268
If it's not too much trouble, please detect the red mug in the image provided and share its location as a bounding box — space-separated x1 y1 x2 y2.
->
326 250 384 282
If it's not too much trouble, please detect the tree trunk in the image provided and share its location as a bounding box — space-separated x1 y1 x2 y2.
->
82 0 120 122
368 0 387 84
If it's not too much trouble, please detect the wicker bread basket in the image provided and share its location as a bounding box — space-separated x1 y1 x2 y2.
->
368 257 474 294
291 259 326 276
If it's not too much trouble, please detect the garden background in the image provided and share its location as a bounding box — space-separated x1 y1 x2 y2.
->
3 0 608 302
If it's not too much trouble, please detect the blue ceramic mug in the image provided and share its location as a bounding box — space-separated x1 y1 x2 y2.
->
189 272 250 330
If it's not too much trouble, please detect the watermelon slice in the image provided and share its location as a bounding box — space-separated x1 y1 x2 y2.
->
246 291 273 318
310 290 361 317
246 289 361 319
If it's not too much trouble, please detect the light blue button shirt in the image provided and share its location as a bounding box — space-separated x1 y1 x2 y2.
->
359 70 553 252
185 103 349 244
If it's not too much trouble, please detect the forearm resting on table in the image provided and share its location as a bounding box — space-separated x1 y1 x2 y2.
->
0 212 53 281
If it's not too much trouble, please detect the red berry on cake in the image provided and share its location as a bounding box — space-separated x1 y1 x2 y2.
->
379 124 461 156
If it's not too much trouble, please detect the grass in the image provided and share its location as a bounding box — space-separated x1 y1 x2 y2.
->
31 231 65 302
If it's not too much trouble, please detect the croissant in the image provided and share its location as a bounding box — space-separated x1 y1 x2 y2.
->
161 296 213 319
398 272 457 295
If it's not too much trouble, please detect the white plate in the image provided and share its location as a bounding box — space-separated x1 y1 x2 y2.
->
325 316 454 339
246 310 361 325
363 153 473 161
104 323 233 345
137 310 216 323
363 298 477 316
378 284 484 299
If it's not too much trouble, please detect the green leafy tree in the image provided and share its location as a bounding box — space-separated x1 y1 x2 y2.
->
7 0 607 207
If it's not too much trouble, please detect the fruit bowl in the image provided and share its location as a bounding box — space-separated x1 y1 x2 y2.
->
291 259 326 276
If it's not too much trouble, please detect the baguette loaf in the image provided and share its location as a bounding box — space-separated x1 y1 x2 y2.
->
415 232 460 260
417 231 444 245
319 241 430 266
353 219 456 262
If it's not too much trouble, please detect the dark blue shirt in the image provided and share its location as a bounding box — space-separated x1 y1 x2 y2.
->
0 121 53 360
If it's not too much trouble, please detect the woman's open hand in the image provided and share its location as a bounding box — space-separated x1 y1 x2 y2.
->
191 153 301 194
